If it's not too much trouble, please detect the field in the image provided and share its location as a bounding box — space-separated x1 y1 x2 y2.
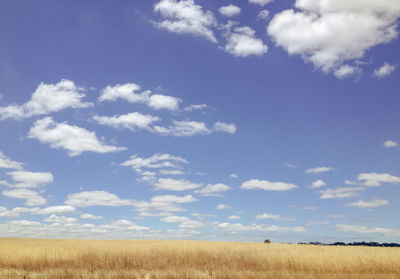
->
0 238 399 279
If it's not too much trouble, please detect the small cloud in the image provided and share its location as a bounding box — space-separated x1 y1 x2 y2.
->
255 213 295 221
241 179 298 191
347 199 389 209
284 162 297 169
154 178 202 191
184 104 207 111
213 121 237 134
309 179 326 189
223 26 268 57
374 62 396 79
80 213 103 220
257 9 270 20
230 173 238 179
334 65 360 79
217 204 231 210
228 215 241 220
358 172 400 187
328 214 345 218
305 167 334 174
248 0 273 6
219 5 241 18
383 140 397 148
320 187 364 199
194 183 230 196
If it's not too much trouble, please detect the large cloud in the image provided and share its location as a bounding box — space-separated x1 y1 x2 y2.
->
267 0 400 74
154 0 218 43
28 117 126 156
0 79 92 120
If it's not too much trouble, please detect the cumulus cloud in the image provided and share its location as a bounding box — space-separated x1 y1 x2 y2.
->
228 215 241 220
374 62 396 78
309 179 326 188
334 65 360 79
358 172 400 187
28 117 126 156
320 187 364 199
213 121 237 134
383 140 397 148
217 204 231 210
183 104 207 111
347 199 389 209
65 191 133 207
224 26 268 57
218 222 306 233
336 224 400 237
255 213 295 221
2 189 46 206
0 151 23 170
44 215 77 224
241 179 298 191
267 0 400 75
154 178 202 191
121 153 187 175
194 183 230 196
93 112 160 131
152 120 211 136
154 0 218 43
135 194 197 216
99 83 181 111
3 171 53 188
305 167 334 174
80 213 103 220
219 5 241 18
0 206 75 217
230 173 238 179
249 0 273 6
257 10 270 20
0 79 92 120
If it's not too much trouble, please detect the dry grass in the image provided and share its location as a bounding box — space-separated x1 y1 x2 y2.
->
0 238 399 278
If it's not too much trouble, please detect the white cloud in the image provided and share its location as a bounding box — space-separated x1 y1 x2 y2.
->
249 0 273 6
305 167 334 174
230 173 238 179
154 178 202 191
358 172 400 187
0 151 23 170
28 117 126 156
309 179 326 188
347 199 389 209
152 120 211 136
217 204 231 210
320 187 364 199
336 224 400 237
284 162 297 169
65 191 133 207
44 215 77 224
374 62 396 78
383 140 397 148
224 26 268 57
334 65 360 79
257 10 270 20
2 189 46 206
267 0 400 74
241 179 298 191
154 0 218 43
228 215 241 220
80 213 103 220
135 194 197 216
184 104 207 111
121 153 187 174
255 213 295 221
194 183 230 196
99 83 181 111
7 220 41 226
0 79 92 120
93 112 160 131
213 121 237 134
218 222 306 233
0 207 38 217
34 206 75 215
4 171 53 188
329 214 345 218
219 5 241 18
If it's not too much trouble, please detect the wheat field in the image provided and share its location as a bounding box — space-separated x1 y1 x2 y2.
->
0 238 399 279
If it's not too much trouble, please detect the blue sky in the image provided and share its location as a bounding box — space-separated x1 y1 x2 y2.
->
0 0 399 243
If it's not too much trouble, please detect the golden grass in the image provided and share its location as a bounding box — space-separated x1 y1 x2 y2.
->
0 238 399 278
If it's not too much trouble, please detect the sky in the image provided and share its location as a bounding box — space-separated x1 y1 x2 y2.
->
0 0 399 243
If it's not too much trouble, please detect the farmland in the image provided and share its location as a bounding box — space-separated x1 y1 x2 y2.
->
0 238 399 278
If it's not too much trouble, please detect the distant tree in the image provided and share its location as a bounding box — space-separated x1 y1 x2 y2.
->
264 239 271 244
